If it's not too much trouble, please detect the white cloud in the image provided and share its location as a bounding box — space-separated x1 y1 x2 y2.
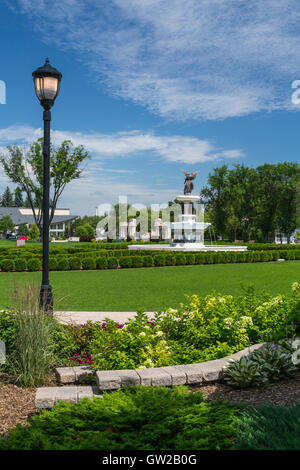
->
12 0 300 120
0 125 244 164
0 124 243 213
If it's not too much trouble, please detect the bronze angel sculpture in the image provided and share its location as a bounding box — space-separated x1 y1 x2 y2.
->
180 170 200 195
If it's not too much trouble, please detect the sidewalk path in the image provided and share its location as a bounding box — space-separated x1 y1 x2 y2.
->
55 311 154 325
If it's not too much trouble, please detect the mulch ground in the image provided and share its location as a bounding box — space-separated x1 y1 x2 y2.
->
193 370 300 407
0 373 38 435
1 371 300 436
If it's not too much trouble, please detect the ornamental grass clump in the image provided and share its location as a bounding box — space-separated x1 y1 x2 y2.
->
9 281 56 387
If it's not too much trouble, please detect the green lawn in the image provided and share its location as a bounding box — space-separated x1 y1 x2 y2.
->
0 261 299 311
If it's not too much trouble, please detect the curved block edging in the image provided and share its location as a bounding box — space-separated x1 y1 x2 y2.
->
56 343 264 389
37 344 263 408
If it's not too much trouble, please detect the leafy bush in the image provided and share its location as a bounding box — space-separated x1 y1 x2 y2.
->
14 258 27 272
185 254 195 265
27 258 41 272
223 341 298 388
96 257 108 269
165 254 175 266
49 257 57 271
56 257 69 271
175 254 186 265
89 312 174 370
82 257 96 270
131 256 143 268
234 403 300 450
142 255 153 267
107 257 118 269
0 310 16 357
0 258 15 272
195 253 206 265
69 256 81 270
79 234 94 242
153 254 166 266
119 256 133 268
0 386 239 450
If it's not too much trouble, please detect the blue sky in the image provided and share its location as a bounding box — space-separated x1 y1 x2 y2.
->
0 0 300 215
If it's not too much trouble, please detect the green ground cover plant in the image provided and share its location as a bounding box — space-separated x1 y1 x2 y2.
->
0 386 240 450
223 339 299 388
234 403 300 450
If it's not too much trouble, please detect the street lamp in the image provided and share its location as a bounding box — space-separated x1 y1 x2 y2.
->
32 58 62 312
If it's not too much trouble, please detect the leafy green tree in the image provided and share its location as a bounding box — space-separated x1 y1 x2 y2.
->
24 194 32 208
200 165 230 240
0 215 15 233
0 139 90 233
75 223 94 237
17 223 29 236
274 162 300 242
28 224 40 240
14 187 24 207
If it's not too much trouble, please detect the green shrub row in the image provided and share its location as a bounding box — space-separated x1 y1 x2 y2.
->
247 243 300 251
1 250 299 272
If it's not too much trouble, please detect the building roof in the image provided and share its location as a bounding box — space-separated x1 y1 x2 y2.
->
0 207 78 226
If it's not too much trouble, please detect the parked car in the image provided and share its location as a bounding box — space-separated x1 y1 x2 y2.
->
6 233 16 240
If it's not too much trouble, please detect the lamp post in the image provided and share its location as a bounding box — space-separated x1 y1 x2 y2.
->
32 58 62 312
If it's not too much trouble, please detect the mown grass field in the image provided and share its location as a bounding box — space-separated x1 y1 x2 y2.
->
0 261 299 311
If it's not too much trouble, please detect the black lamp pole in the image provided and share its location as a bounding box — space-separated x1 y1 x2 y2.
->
32 58 62 312
40 108 52 310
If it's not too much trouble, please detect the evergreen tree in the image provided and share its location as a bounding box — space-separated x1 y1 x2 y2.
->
14 187 24 207
1 186 14 207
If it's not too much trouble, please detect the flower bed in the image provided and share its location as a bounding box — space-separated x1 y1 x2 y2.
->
2 284 300 375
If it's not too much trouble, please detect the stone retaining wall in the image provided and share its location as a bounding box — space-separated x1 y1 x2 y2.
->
36 344 263 409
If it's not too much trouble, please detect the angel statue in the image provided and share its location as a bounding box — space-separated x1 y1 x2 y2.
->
180 169 200 195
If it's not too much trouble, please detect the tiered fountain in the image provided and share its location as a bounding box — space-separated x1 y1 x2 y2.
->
129 170 247 252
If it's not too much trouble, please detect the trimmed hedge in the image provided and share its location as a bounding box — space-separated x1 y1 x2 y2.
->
27 258 41 272
0 259 15 272
154 254 166 267
131 256 143 268
82 257 96 270
0 247 299 272
119 256 133 268
96 257 108 269
142 256 153 267
69 257 81 270
107 257 118 269
14 258 27 272
56 258 69 271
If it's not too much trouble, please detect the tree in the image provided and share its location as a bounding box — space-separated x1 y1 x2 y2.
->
200 165 230 240
28 224 40 240
24 194 32 208
0 138 90 233
17 223 29 236
275 162 300 242
0 215 15 233
1 187 14 207
75 223 94 237
14 187 24 207
226 164 258 240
